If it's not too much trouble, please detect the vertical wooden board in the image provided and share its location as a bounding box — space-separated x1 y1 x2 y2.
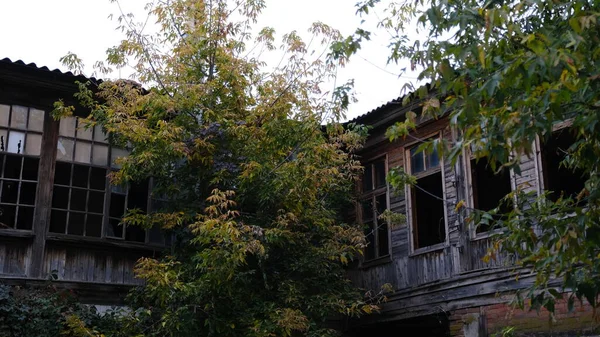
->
93 253 106 283
123 257 134 284
105 254 113 283
0 243 6 274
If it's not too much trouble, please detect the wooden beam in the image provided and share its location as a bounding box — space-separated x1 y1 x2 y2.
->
29 111 59 279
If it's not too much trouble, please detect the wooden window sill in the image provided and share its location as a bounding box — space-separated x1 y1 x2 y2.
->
471 228 504 241
361 254 392 269
0 229 35 239
410 242 447 257
46 234 167 251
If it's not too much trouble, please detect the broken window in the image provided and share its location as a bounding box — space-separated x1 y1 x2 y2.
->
360 157 389 261
542 127 586 202
407 139 446 250
0 105 44 230
469 156 512 233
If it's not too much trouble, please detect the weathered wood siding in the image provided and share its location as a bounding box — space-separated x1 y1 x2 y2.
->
0 240 31 276
352 116 539 297
44 245 144 285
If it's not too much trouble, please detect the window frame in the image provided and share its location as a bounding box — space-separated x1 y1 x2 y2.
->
404 132 449 255
462 146 516 240
359 154 391 264
47 116 168 247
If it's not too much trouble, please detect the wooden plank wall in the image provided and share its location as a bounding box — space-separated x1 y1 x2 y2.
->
0 240 31 276
352 117 538 296
43 245 144 285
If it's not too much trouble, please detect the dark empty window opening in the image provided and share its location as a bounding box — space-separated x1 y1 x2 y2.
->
542 128 586 203
408 138 446 250
412 172 445 249
0 154 39 230
470 157 512 233
49 162 106 238
360 157 389 261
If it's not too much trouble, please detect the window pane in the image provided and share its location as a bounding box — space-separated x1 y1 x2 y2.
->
92 144 109 166
52 186 69 209
16 206 34 230
57 138 74 161
148 226 164 244
109 193 126 218
128 180 149 212
125 225 146 242
4 155 22 179
93 125 108 143
111 148 128 168
19 182 37 205
7 131 25 154
77 123 93 141
74 141 92 164
543 129 586 202
374 160 386 188
59 116 76 137
106 218 123 238
54 162 71 185
0 105 9 127
410 147 425 174
67 212 85 235
22 158 39 181
88 191 105 213
378 222 389 257
86 215 103 237
49 210 67 234
413 172 445 249
10 106 28 129
70 189 87 211
28 108 45 132
0 129 7 151
362 164 373 191
24 133 42 156
0 205 16 228
89 168 107 190
427 147 440 169
1 181 19 203
72 165 89 188
375 193 387 217
361 199 373 222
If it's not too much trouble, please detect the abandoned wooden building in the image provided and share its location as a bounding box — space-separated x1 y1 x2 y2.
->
0 58 169 305
346 96 594 337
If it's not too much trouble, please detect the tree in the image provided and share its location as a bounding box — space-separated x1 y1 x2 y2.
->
339 0 600 314
57 0 384 336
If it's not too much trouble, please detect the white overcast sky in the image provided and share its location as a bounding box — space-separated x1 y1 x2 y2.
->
0 0 422 120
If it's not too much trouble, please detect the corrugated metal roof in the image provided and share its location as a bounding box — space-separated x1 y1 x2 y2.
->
347 96 403 124
0 57 100 83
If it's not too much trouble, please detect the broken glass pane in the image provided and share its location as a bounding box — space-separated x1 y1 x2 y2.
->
4 155 22 179
28 109 44 132
7 131 25 154
106 218 123 238
54 162 71 185
410 147 425 174
25 133 42 156
59 116 76 137
86 214 103 237
1 180 19 203
52 186 69 209
57 138 74 161
10 106 28 129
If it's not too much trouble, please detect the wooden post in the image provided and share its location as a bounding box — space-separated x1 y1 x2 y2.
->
29 111 59 279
